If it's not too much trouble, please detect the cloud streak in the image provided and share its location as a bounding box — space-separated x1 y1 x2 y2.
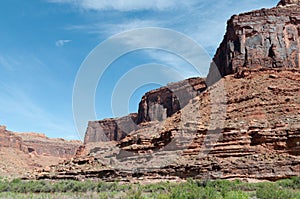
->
55 39 72 47
47 0 198 11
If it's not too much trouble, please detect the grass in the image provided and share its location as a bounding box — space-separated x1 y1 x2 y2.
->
0 177 299 198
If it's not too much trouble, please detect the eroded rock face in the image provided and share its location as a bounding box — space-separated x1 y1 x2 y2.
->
136 77 207 124
27 69 300 182
84 78 206 143
18 133 81 158
278 0 300 6
0 126 82 178
0 126 81 158
207 3 300 85
0 126 24 151
25 1 300 182
84 113 138 143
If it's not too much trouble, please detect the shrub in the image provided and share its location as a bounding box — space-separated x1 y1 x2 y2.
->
224 190 249 199
256 185 297 199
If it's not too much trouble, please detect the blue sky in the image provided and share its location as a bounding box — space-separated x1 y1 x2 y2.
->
0 0 277 140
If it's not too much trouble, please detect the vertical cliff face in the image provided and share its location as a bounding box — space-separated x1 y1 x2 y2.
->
207 3 300 85
136 77 207 124
84 77 207 143
84 113 138 143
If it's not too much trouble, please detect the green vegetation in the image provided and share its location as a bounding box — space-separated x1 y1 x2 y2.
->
0 177 299 199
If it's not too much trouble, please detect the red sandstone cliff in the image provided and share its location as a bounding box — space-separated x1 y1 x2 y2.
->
84 77 206 143
207 0 300 85
26 1 300 182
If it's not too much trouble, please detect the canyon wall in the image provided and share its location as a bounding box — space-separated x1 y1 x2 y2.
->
207 2 300 85
136 77 207 124
84 77 207 143
84 113 138 143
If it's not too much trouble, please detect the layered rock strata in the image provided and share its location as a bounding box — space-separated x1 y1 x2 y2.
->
207 2 300 85
25 1 300 182
28 69 300 182
84 77 206 143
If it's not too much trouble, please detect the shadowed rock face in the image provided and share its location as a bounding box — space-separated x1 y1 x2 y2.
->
84 113 138 144
207 3 300 85
84 77 206 143
136 77 207 124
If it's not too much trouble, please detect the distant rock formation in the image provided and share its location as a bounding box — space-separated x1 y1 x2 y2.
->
0 126 81 158
207 2 300 85
0 126 82 178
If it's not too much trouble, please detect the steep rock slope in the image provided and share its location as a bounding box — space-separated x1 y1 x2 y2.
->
207 1 300 85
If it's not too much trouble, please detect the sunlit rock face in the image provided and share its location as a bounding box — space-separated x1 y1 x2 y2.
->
207 2 300 85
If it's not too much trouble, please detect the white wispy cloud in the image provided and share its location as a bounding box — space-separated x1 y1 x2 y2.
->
55 39 72 47
47 0 198 11
66 19 165 36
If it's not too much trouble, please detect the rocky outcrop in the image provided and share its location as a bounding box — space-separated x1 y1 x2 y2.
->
0 126 81 158
84 77 206 143
18 133 81 158
27 69 300 182
0 126 82 177
84 113 138 143
278 0 300 6
0 126 24 151
25 1 300 182
207 3 300 85
136 77 206 124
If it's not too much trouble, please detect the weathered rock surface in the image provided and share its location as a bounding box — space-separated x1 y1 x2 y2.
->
27 69 300 182
84 113 138 143
207 2 300 85
278 0 300 6
0 126 82 178
18 132 81 158
84 77 206 143
136 77 207 124
24 1 300 182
